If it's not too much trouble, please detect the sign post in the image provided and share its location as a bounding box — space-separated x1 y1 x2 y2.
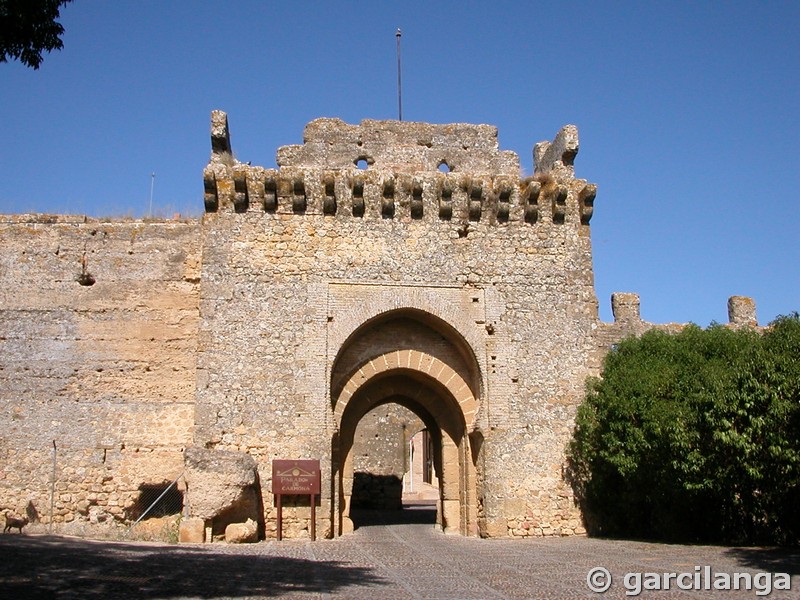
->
272 459 321 541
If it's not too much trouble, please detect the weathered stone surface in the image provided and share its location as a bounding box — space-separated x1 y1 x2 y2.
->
611 292 641 323
179 517 205 543
0 112 762 540
276 118 518 175
183 447 258 522
534 124 579 178
131 514 179 542
728 295 757 327
352 404 425 510
0 216 199 529
224 518 257 543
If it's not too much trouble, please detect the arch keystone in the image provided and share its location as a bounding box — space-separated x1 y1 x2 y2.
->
383 350 402 370
397 349 413 368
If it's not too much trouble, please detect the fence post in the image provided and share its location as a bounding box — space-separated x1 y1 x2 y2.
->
49 440 57 534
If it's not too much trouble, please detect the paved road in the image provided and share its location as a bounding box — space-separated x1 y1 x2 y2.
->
1 504 798 599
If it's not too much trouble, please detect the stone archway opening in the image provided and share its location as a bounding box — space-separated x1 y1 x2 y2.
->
330 309 483 536
347 400 440 529
349 402 435 513
404 425 439 503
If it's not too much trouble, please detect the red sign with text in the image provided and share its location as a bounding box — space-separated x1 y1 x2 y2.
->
272 459 320 495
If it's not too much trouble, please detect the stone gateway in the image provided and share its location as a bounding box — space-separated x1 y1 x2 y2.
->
0 112 757 539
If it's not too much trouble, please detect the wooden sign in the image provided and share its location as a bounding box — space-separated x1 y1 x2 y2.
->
272 459 320 495
272 459 320 541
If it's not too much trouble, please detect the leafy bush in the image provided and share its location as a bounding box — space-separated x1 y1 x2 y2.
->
568 314 800 545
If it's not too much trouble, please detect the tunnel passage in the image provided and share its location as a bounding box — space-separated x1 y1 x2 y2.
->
330 309 483 536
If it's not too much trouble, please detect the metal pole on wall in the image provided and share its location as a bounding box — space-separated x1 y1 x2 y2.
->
49 440 56 534
148 172 155 217
396 28 403 121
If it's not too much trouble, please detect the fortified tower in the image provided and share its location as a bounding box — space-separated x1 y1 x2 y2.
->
195 111 599 537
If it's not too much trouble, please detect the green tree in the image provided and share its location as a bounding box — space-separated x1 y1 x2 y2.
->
568 315 800 544
715 315 800 544
0 0 73 69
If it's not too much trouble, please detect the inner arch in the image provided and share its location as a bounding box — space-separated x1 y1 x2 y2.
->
335 353 477 432
336 374 467 533
330 307 484 537
331 308 482 421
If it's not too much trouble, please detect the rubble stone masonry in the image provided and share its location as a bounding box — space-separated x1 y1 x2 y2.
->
0 216 200 525
0 112 757 539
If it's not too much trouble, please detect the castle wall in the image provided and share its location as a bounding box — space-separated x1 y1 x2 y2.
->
0 215 201 526
194 114 600 537
0 114 755 540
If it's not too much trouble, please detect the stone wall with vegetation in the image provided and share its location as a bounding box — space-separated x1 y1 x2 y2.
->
570 315 798 545
0 113 760 540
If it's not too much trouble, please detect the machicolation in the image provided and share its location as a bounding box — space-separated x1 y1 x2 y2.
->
203 111 595 227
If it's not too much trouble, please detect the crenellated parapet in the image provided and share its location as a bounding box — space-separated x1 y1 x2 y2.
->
608 292 760 331
589 293 763 374
203 111 597 226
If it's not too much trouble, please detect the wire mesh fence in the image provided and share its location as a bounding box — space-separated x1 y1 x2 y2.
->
2 442 187 543
122 471 186 542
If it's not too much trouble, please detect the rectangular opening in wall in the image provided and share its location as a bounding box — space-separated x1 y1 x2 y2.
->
497 189 510 223
381 182 395 218
410 185 423 219
126 483 184 522
233 172 249 213
352 181 365 217
293 180 307 213
439 187 453 220
323 178 337 215
264 179 277 212
468 186 482 221
552 187 567 225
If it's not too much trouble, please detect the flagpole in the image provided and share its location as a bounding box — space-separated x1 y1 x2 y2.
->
148 172 155 217
396 29 403 121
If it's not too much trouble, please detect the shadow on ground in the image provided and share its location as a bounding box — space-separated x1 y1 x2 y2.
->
0 534 385 599
350 501 437 530
724 547 800 576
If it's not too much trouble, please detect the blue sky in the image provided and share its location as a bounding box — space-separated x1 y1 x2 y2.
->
1 1 797 326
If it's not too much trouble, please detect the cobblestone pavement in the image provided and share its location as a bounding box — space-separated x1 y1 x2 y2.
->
1 504 798 599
